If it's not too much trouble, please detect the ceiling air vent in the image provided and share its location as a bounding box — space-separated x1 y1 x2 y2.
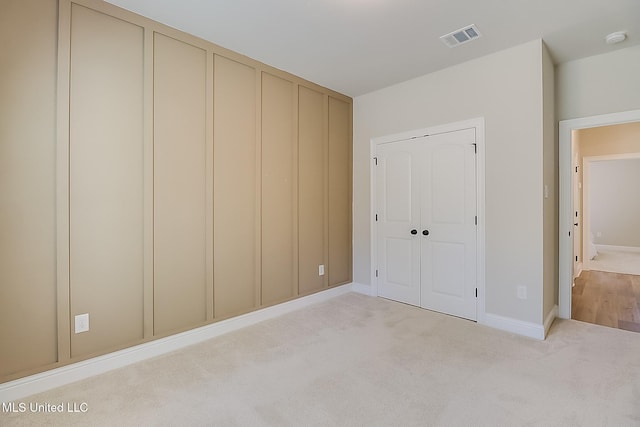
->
440 24 481 48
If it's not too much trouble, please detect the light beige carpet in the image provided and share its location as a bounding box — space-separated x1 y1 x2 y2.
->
2 293 640 426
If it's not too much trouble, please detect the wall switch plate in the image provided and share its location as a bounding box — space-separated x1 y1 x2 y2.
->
517 286 527 300
319 264 325 276
75 313 89 333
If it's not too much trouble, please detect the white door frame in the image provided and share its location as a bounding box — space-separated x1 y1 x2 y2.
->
558 109 640 319
572 148 582 278
370 117 486 323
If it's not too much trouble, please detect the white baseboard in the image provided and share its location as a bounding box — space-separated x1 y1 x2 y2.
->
543 305 559 338
351 282 374 296
481 313 546 340
483 306 557 340
573 262 583 279
0 284 354 403
595 244 640 253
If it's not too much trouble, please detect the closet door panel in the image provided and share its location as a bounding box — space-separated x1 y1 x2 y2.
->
328 97 352 286
262 73 296 305
298 86 326 294
69 4 144 357
213 55 258 318
153 33 207 335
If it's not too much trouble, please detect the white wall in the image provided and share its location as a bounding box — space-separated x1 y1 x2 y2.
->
354 40 546 325
590 159 640 247
557 45 640 121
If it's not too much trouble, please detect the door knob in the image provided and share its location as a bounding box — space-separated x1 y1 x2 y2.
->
422 230 429 236
410 229 417 235
574 223 578 226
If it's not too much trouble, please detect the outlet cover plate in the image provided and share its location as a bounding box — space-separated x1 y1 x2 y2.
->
517 286 527 300
75 313 89 333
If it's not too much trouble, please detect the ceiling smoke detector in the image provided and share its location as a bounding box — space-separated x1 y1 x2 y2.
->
440 24 482 48
605 31 627 45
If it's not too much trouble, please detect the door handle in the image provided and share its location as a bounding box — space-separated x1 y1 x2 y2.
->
410 229 417 235
422 229 429 236
574 223 578 226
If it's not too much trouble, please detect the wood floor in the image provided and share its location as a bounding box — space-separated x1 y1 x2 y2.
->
572 270 640 333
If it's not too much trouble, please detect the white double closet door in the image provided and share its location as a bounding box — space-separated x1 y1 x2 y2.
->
376 128 477 321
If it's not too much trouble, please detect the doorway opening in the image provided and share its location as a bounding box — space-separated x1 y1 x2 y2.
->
559 110 640 331
582 153 640 275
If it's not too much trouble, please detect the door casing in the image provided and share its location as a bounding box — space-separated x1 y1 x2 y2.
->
558 109 640 319
370 117 486 323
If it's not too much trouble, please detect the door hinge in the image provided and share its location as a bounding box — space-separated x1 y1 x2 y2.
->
569 231 571 237
472 143 477 153
475 215 477 225
575 166 578 173
375 214 378 221
375 269 378 277
475 288 478 298
374 157 378 165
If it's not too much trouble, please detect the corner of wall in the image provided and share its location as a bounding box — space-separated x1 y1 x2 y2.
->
542 39 558 318
481 312 546 340
351 282 375 296
543 304 559 338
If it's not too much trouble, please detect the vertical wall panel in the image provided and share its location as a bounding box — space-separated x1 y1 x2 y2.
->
0 0 58 379
153 33 207 335
298 86 326 294
262 73 297 305
68 4 145 357
328 96 352 286
213 55 259 318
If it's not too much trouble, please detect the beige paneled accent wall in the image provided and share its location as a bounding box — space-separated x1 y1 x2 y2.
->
68 4 145 357
0 0 58 378
153 33 210 335
328 97 353 286
213 56 259 319
298 87 327 294
0 0 352 382
261 73 297 306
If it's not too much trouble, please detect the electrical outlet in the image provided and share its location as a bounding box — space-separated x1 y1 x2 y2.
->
75 313 89 334
517 286 527 300
319 264 325 276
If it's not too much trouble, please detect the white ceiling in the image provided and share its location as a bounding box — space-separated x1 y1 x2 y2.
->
105 0 640 97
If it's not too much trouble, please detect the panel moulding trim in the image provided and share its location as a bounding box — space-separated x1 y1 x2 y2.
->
0 284 353 403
